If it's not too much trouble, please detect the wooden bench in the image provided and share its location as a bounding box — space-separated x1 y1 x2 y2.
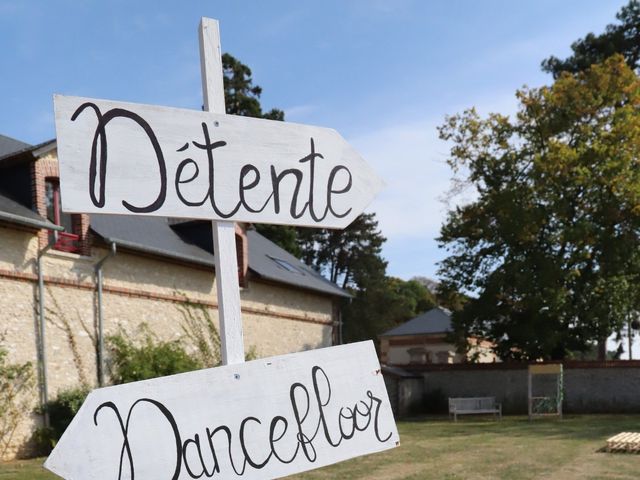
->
448 397 502 422
606 432 640 453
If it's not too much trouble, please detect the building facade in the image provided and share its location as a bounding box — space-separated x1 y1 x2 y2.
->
379 307 496 366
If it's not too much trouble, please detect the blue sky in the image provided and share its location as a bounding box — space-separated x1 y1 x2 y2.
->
0 0 629 281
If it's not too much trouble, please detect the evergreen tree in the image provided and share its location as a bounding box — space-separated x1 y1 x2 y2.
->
542 1 640 77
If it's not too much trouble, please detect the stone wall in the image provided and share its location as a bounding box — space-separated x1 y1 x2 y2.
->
407 361 640 415
0 223 335 460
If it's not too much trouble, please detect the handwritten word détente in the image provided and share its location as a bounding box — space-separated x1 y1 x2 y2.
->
71 103 353 222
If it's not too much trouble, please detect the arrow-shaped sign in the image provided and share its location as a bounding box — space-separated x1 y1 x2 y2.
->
53 95 383 229
44 341 399 480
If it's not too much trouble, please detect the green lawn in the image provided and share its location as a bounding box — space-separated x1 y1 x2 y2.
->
3 415 640 479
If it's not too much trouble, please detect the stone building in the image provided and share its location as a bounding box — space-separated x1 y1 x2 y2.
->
0 134 348 459
379 307 496 365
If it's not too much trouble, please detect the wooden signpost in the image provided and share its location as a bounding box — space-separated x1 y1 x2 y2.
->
45 18 395 479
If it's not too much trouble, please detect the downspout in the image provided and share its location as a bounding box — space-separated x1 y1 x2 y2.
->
36 232 57 427
94 242 116 387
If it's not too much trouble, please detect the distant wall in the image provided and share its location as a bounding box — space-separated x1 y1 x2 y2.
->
402 361 640 414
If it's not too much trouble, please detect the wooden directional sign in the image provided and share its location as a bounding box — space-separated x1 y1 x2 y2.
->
46 18 394 480
53 95 383 229
44 342 399 479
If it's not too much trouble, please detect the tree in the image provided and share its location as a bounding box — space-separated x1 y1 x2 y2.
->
542 1 640 77
343 276 436 344
298 213 387 289
438 56 640 360
222 53 284 120
412 276 469 312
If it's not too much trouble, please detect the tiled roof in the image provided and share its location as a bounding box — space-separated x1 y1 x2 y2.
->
89 215 349 298
0 134 31 160
90 214 216 267
0 191 62 231
246 229 351 298
380 307 453 337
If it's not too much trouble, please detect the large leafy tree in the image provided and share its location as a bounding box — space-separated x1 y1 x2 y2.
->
542 1 640 77
438 56 640 360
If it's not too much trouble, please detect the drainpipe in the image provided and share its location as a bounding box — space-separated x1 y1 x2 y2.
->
36 232 57 428
94 242 116 387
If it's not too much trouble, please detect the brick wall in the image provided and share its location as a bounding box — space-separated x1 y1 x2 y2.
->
31 151 90 255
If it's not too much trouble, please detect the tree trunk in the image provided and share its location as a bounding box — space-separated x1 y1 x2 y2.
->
597 339 607 361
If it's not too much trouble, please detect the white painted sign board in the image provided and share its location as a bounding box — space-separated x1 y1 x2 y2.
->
53 95 382 229
44 341 399 479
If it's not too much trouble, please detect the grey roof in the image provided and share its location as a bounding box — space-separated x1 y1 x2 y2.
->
0 134 30 159
90 214 216 267
0 138 56 163
247 229 351 298
0 191 63 231
380 307 452 337
89 215 349 298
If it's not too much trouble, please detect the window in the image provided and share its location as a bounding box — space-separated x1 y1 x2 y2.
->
408 347 430 365
436 351 450 364
269 256 304 275
45 179 80 253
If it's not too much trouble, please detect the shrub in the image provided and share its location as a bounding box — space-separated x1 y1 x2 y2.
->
35 387 90 453
108 326 201 384
178 299 260 364
178 301 221 367
0 346 34 458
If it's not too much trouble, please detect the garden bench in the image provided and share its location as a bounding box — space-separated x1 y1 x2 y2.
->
448 396 502 421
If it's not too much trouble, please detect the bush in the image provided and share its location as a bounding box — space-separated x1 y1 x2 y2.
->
108 326 201 384
0 346 34 457
34 386 89 454
179 301 221 368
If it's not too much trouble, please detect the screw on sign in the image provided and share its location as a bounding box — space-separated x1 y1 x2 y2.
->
44 18 395 480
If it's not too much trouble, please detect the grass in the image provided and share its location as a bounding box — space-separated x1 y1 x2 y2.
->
2 415 640 479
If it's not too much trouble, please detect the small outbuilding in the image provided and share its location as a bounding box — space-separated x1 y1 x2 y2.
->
379 307 496 365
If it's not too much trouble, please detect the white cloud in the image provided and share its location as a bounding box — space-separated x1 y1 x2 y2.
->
347 91 521 279
350 119 448 240
349 92 519 240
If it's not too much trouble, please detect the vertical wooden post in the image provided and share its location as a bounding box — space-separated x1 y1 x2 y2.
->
199 18 245 365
